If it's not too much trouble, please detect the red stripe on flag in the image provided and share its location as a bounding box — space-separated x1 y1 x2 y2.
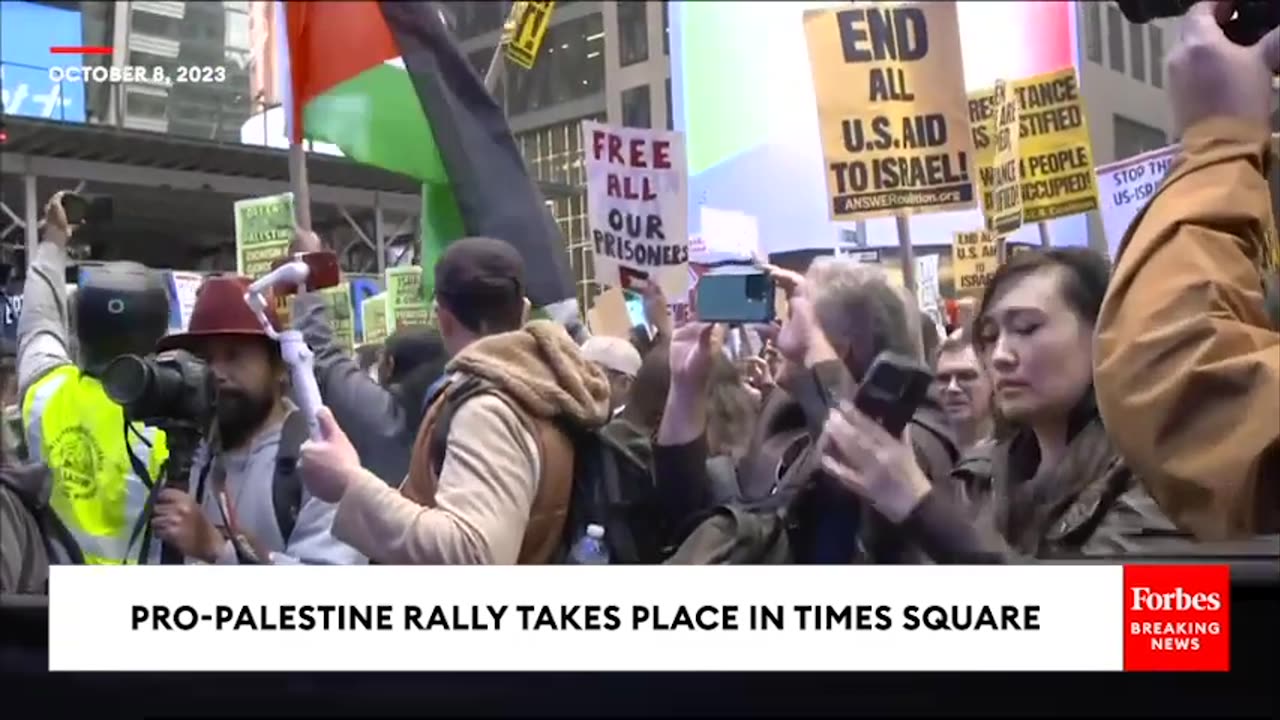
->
50 46 113 55
284 0 400 144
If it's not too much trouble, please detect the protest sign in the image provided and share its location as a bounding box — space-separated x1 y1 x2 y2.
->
804 2 976 220
915 253 941 324
837 248 881 264
234 192 295 279
1095 144 1177 257
969 68 1099 224
348 276 383 341
385 266 432 332
361 292 389 345
318 283 356 352
505 1 555 70
584 120 690 298
952 230 1000 295
168 271 205 331
978 80 1023 235
587 286 634 339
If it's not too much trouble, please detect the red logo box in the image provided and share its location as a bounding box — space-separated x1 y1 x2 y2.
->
1123 565 1230 672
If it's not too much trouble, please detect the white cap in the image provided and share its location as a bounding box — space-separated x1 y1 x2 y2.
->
581 336 642 377
586 524 605 540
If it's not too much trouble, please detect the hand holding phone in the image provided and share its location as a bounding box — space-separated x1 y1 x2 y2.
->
852 351 934 437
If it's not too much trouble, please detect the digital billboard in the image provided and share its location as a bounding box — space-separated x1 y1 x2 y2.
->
0 0 87 123
672 1 1085 254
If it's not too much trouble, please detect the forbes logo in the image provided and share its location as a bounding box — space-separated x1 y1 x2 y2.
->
1122 566 1230 672
1129 586 1223 613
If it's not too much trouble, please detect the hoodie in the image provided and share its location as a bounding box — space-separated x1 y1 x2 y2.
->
332 321 610 564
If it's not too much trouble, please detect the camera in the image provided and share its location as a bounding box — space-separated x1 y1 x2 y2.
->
1116 0 1280 46
101 349 215 428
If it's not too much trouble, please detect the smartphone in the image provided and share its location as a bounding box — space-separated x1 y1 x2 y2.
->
623 290 650 336
853 351 934 437
60 193 113 225
695 267 776 324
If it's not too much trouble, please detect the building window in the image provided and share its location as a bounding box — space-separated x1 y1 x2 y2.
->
1107 6 1125 73
505 13 605 116
1150 26 1164 88
663 1 670 56
621 84 651 129
1129 22 1145 81
1084 2 1103 64
665 77 673 130
618 0 648 67
442 1 505 41
1114 114 1166 158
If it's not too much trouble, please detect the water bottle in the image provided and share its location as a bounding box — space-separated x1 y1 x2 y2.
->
568 524 610 565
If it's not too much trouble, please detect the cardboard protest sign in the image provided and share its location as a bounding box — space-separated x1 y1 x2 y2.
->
1095 144 1177 257
804 2 976 220
234 192 295 279
318 283 356 352
360 292 389 345
584 120 690 298
969 68 1099 224
952 230 1001 295
978 80 1024 235
586 286 634 339
384 266 432 332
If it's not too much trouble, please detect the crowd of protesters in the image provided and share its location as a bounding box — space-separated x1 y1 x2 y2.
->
1 2 1278 591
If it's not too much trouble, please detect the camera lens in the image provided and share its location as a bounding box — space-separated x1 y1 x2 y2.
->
101 355 152 406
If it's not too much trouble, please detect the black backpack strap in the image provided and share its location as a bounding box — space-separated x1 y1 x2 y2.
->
428 376 499 477
592 430 641 564
273 409 312 543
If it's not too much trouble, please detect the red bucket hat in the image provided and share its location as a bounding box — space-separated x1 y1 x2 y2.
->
156 275 282 353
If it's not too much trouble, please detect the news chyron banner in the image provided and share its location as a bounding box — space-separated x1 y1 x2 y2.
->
804 2 977 220
952 230 1000 295
47 565 1231 672
1095 144 1177 258
505 1 556 70
584 120 690 299
975 80 1023 235
969 68 1100 223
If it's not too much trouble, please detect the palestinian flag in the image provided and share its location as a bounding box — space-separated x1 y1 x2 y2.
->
282 0 576 309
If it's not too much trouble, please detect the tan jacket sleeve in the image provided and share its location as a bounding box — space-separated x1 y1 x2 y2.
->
1095 118 1280 541
331 395 542 564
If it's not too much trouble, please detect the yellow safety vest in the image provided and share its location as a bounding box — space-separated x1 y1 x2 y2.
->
22 365 168 565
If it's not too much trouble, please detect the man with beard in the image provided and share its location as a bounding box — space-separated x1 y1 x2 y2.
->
149 276 363 565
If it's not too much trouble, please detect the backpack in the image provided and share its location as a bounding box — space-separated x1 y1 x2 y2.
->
428 376 665 564
0 465 83 592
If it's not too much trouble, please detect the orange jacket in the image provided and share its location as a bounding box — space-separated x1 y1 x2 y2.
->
1095 118 1279 541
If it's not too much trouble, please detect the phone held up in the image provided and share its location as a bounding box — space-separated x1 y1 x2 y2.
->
852 351 934 438
695 265 776 325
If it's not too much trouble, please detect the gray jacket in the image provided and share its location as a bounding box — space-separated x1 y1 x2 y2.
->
16 241 73 405
292 293 416 485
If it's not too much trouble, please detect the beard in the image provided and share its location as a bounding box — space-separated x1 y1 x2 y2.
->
215 385 275 450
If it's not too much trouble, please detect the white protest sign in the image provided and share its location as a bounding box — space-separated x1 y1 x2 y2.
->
170 271 205 331
697 206 760 262
915 253 941 326
1095 144 1178 258
584 120 689 297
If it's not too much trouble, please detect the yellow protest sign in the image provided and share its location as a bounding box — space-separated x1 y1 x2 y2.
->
952 230 1000 295
318 283 355 353
969 68 1099 223
804 2 976 220
981 80 1023 235
505 1 556 70
361 292 389 345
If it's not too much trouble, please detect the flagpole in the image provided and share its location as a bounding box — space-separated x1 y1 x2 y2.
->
484 1 514 95
290 142 312 230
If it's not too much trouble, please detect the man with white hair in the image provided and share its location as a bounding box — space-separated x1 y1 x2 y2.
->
581 335 643 417
657 256 958 563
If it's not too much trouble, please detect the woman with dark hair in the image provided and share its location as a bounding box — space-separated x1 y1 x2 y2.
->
818 249 1191 560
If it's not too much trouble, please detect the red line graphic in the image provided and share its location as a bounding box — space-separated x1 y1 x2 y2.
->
50 46 113 55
